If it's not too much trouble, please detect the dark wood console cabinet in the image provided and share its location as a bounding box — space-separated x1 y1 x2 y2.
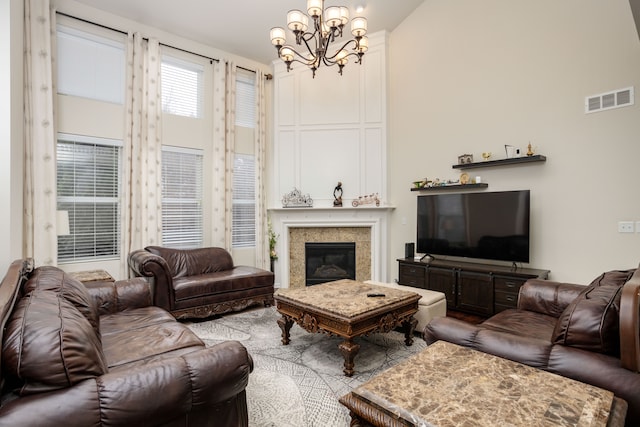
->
397 258 549 316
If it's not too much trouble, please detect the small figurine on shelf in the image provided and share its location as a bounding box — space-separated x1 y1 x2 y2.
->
333 182 343 207
526 142 534 156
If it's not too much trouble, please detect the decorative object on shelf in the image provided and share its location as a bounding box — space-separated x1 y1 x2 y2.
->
459 173 470 184
333 182 343 207
282 188 314 208
504 145 516 158
458 154 473 165
269 0 368 78
352 193 380 207
527 142 535 156
413 180 426 189
482 152 492 161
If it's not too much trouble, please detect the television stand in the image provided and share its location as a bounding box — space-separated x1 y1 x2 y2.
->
397 258 549 317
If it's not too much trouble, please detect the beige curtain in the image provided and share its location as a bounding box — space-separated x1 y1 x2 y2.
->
211 60 236 249
211 60 226 247
24 0 58 266
121 33 163 278
254 70 268 269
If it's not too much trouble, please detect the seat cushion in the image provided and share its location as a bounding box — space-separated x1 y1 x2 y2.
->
552 269 635 355
173 267 274 301
101 318 204 368
482 309 558 341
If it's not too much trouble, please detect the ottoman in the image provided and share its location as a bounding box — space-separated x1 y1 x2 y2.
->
364 280 446 332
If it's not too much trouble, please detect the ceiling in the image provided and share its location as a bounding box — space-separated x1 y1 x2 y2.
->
70 0 425 65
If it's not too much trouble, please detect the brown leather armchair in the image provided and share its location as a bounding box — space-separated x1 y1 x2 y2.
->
0 259 253 426
128 246 274 319
424 267 640 426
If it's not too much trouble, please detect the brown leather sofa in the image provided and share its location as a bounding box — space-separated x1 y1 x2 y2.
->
128 246 274 320
0 259 253 426
424 267 640 426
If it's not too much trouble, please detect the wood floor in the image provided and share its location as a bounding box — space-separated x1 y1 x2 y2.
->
446 310 486 324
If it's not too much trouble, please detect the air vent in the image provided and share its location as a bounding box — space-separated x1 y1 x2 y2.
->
585 87 634 113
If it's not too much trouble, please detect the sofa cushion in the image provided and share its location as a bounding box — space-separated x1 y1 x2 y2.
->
2 289 108 395
21 266 101 337
146 246 234 278
552 269 635 355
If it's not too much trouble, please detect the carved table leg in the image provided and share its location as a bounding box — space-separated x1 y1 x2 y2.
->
277 314 294 345
339 338 361 377
402 316 417 346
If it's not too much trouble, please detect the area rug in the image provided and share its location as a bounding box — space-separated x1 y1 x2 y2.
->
184 306 428 427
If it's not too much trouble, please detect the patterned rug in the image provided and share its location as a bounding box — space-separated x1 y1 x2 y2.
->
184 306 428 427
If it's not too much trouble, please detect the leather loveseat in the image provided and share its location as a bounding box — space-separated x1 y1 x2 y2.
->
0 259 253 426
129 246 274 320
424 267 640 426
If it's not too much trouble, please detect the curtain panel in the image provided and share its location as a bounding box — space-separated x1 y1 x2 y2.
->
121 33 163 278
24 0 58 266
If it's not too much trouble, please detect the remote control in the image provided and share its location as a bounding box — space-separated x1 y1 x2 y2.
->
367 293 386 297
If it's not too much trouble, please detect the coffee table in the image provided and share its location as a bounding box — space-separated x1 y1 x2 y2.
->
273 279 421 377
339 340 628 426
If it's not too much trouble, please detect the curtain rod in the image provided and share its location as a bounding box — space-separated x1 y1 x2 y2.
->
55 10 272 78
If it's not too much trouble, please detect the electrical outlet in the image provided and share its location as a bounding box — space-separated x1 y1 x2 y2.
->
618 221 634 233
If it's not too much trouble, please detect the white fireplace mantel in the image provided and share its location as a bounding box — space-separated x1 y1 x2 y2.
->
268 206 395 288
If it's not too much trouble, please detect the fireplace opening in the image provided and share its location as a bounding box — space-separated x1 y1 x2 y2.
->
305 242 356 286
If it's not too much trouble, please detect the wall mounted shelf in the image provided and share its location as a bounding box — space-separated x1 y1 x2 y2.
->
410 183 488 191
452 154 546 170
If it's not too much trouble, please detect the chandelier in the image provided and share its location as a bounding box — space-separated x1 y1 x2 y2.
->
270 0 368 78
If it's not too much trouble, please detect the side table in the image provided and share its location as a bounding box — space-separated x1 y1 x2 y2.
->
68 269 115 285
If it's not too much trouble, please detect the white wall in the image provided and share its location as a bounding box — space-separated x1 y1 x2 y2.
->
0 0 24 275
388 0 640 283
271 31 388 208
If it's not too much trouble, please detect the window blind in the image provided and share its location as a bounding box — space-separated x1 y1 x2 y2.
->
162 146 204 248
232 154 256 248
57 134 122 262
56 24 125 104
161 56 204 118
235 71 255 128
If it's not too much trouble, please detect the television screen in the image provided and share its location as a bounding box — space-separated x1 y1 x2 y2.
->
416 190 530 263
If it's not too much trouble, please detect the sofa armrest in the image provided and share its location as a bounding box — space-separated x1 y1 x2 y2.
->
620 268 640 372
128 249 175 311
0 341 253 426
517 279 585 317
85 278 153 315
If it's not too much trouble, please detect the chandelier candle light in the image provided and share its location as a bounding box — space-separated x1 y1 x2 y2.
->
270 0 368 77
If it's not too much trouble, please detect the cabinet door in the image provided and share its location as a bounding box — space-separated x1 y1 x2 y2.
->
457 271 493 316
398 262 426 288
427 267 456 308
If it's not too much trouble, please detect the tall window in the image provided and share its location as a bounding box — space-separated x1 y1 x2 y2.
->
162 146 204 248
232 71 256 248
57 134 122 262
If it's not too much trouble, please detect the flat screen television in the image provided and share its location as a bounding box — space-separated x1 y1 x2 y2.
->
416 190 530 263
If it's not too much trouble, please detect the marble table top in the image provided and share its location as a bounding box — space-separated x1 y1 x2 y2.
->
351 340 615 426
274 279 421 318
